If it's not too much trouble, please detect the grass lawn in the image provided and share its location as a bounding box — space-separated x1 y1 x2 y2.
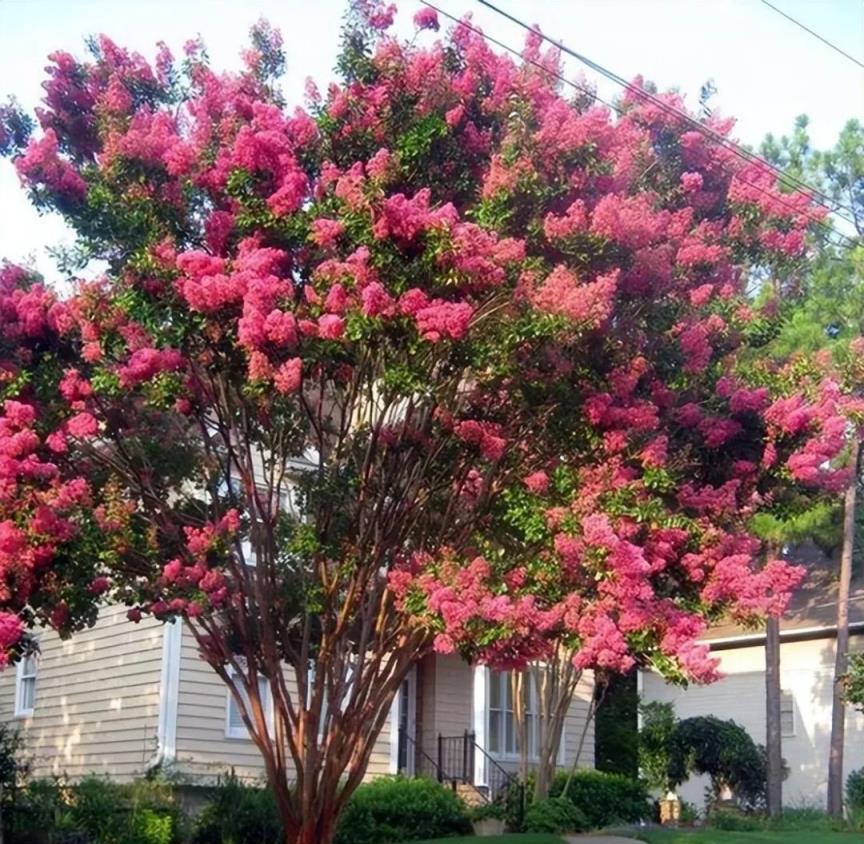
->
633 829 860 844
411 836 565 844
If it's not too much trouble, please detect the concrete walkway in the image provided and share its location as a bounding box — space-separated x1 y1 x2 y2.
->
565 836 645 844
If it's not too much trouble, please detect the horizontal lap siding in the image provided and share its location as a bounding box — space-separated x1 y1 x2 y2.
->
421 656 595 773
174 637 392 783
0 606 163 781
564 670 595 769
418 654 473 763
640 634 864 808
174 633 271 782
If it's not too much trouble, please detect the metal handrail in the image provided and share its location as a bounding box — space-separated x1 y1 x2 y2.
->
465 732 519 800
399 728 453 786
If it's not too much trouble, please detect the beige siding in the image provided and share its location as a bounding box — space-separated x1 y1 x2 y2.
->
417 653 473 763
564 671 595 769
641 634 864 808
173 638 392 783
0 606 163 781
418 655 595 774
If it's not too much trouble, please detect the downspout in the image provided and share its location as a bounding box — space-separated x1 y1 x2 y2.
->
148 619 182 772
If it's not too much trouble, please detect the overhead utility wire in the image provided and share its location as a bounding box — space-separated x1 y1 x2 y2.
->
418 1 858 251
760 0 864 70
472 0 861 236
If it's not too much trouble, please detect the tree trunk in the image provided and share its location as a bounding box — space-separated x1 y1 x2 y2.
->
291 810 337 844
827 437 859 819
765 613 783 817
561 676 606 796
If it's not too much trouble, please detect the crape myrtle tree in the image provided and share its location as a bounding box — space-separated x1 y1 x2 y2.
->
0 4 857 841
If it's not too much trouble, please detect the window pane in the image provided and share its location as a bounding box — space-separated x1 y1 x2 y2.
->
23 654 37 677
488 711 500 753
228 675 267 735
505 711 515 755
489 672 500 709
20 678 35 711
504 673 513 710
525 712 535 757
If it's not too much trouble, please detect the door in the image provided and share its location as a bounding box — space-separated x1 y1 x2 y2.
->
397 666 417 775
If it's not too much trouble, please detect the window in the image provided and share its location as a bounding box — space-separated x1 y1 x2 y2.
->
220 477 296 568
15 653 38 717
487 670 536 758
780 690 795 737
225 668 270 740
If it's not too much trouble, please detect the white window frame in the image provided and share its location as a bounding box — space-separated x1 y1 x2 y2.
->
780 689 795 738
487 668 537 761
14 652 38 718
485 667 567 764
224 666 273 740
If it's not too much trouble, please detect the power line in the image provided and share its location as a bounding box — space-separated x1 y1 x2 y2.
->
418 1 858 251
760 0 864 70
472 0 860 233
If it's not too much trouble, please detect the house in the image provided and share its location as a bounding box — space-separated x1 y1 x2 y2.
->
0 606 595 793
640 552 864 809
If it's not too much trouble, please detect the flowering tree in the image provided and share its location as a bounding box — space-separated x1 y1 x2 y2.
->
0 5 856 842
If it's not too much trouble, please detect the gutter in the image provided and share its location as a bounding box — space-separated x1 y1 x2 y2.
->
148 619 182 771
704 621 864 651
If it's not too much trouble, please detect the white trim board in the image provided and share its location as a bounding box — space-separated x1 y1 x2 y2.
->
154 619 182 765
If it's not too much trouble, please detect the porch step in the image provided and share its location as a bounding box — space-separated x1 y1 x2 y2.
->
455 782 488 807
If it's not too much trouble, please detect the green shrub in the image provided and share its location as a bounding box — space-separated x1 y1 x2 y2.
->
551 770 651 829
638 701 676 792
708 808 764 831
667 716 770 810
848 767 864 829
131 809 173 844
679 799 700 825
524 796 588 834
67 776 183 844
468 801 505 822
68 776 127 843
334 776 471 844
6 778 70 844
764 805 840 832
501 777 530 831
193 774 281 844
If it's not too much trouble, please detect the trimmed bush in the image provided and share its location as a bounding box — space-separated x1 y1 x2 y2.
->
192 775 281 844
334 776 471 844
551 770 651 829
524 796 588 834
68 776 184 844
667 716 769 810
6 776 185 844
709 808 763 831
764 805 842 832
848 767 864 829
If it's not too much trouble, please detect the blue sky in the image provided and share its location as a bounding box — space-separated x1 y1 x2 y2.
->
1 0 862 278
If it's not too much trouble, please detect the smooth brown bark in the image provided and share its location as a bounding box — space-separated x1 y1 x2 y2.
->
765 613 783 817
827 437 860 819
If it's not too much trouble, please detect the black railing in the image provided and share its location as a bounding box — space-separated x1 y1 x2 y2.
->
437 731 475 785
400 728 524 823
399 729 449 784
469 736 518 803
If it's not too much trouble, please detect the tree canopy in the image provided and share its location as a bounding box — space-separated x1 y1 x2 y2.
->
0 5 859 842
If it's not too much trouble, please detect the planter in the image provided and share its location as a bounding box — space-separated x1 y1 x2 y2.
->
659 792 681 825
472 817 506 836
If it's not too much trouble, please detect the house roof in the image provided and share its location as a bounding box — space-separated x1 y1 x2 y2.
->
702 544 864 645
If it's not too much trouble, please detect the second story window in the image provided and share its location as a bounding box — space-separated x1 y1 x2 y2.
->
15 652 38 717
225 666 271 740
